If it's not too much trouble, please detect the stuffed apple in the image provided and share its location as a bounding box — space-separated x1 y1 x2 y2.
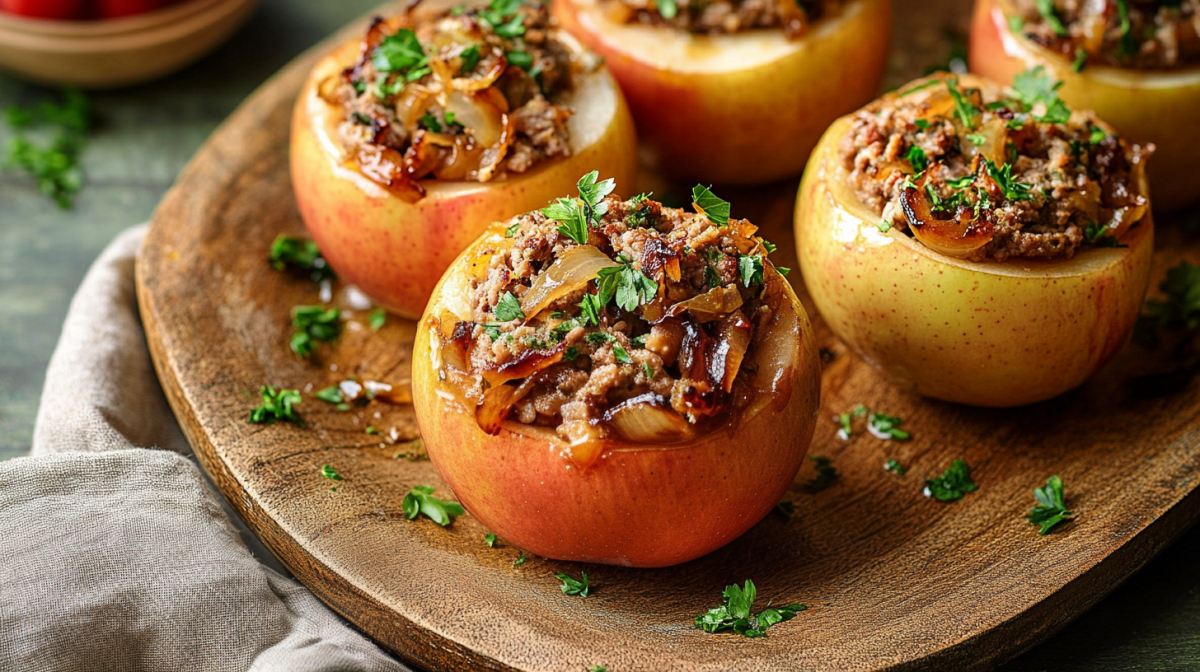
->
551 0 891 184
970 0 1200 212
796 73 1154 407
291 1 638 319
413 175 821 567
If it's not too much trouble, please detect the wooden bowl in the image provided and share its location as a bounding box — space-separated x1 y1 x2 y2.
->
0 0 258 88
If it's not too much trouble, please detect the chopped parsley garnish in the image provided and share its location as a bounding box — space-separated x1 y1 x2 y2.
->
269 235 336 283
1089 126 1107 145
913 118 931 131
485 532 498 548
694 580 806 638
372 29 431 82
867 412 910 440
1072 48 1089 73
924 459 978 502
551 316 585 341
365 425 379 435
805 456 838 493
898 79 940 97
1029 475 1074 535
1035 0 1066 36
402 485 466 527
555 571 590 597
1134 261 1200 347
321 464 343 481
877 219 893 233
966 132 986 146
657 0 678 18
613 344 632 364
314 385 344 405
513 553 528 567
505 221 521 237
1012 66 1071 123
984 159 1034 202
477 0 526 38
589 666 608 672
419 112 442 132
507 50 533 70
495 291 525 322
3 87 92 209
946 174 975 189
1007 14 1024 33
579 294 604 325
738 254 765 287
835 404 867 439
1083 221 1111 243
596 256 658 312
905 145 929 173
761 239 778 254
692 184 731 226
945 77 981 129
631 334 648 348
249 386 302 425
543 170 616 244
564 346 580 361
884 459 907 475
1116 0 1136 55
586 332 617 345
291 306 342 359
643 361 654 379
369 307 387 331
459 44 481 72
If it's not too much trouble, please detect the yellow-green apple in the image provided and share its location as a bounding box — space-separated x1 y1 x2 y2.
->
290 37 638 320
795 90 1154 408
552 0 891 185
411 223 822 567
970 0 1200 212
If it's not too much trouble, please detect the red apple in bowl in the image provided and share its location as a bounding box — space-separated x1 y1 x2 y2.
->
551 0 891 185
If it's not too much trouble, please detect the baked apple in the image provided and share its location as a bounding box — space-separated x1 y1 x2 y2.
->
795 73 1154 407
970 0 1200 212
551 0 891 184
291 2 637 319
413 175 821 567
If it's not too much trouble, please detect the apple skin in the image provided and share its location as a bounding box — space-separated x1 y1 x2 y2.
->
795 113 1154 408
969 0 1200 213
0 0 86 19
290 38 638 320
412 226 822 567
552 0 891 185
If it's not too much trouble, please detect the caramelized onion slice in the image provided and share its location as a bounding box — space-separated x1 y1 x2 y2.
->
708 311 753 393
962 117 1008 165
476 378 537 435
1103 142 1154 240
666 284 744 323
900 171 994 258
604 393 695 444
479 344 566 387
520 245 619 319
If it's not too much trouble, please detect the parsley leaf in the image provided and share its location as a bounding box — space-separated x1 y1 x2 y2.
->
1029 475 1074 535
495 291 525 322
1011 66 1071 123
586 331 616 345
555 571 590 597
314 386 344 404
877 219 893 233
249 386 302 425
368 307 387 331
924 459 978 502
1035 0 1067 36
1116 0 1137 55
513 554 528 567
613 344 632 364
945 77 981 129
459 44 481 73
867 412 910 440
543 171 615 244
372 29 429 81
579 294 605 325
269 235 336 283
419 112 442 132
692 184 731 226
1072 48 1089 73
657 0 678 18
402 485 466 527
805 456 838 493
738 254 765 287
3 87 92 209
906 145 929 172
291 306 342 358
984 159 1034 202
694 580 806 638
321 464 343 481
507 50 533 70
477 0 526 38
485 532 498 548
884 459 907 475
595 257 658 312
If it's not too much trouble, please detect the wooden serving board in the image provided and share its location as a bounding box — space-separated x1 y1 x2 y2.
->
136 2 1200 670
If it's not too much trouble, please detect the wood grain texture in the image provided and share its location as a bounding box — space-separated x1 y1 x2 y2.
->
135 3 1200 671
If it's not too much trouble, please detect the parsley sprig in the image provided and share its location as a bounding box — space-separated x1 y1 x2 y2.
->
291 306 342 359
249 386 302 425
555 571 590 597
1029 475 1074 535
595 254 658 312
1012 66 1071 123
402 485 466 527
372 29 431 82
269 235 336 283
694 581 806 638
692 184 731 226
924 459 978 502
543 171 616 244
945 77 981 129
3 87 92 209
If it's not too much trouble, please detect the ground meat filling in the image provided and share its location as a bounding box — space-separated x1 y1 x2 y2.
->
1009 0 1200 69
438 190 789 448
326 2 588 201
841 74 1152 261
600 0 843 39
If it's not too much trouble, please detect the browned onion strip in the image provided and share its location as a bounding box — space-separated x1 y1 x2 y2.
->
666 284 744 323
476 378 538 435
604 393 695 444
479 344 567 387
900 169 994 258
520 245 620 319
708 311 752 393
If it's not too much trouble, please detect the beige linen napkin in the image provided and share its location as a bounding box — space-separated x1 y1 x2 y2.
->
2 226 410 672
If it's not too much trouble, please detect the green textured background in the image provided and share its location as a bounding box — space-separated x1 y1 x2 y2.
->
0 0 1196 669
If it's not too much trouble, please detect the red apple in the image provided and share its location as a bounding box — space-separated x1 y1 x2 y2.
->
794 76 1155 408
291 37 638 320
969 0 1200 212
0 0 86 20
412 223 823 567
552 0 891 185
97 0 174 19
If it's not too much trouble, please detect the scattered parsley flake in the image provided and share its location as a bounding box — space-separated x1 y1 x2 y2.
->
1029 475 1074 535
613 344 632 364
496 292 525 322
269 235 335 283
402 485 466 527
249 386 302 425
657 0 678 18
877 219 893 233
1089 126 1107 145
643 361 654 379
924 459 978 502
586 332 617 345
884 459 907 475
291 306 342 359
543 171 615 244
579 294 604 325
365 425 379 435
738 255 765 287
459 44 481 72
898 79 940 97
692 184 731 226
945 77 981 129
596 258 658 312
694 580 806 638
1012 66 1071 123
1007 14 1024 33
555 571 590 597
1072 48 1089 72
513 554 528 567
314 386 344 405
507 50 533 70
867 412 910 440
368 308 387 331
321 464 343 481
372 29 428 81
419 112 442 132
485 532 498 548
1035 0 1067 36
906 145 929 172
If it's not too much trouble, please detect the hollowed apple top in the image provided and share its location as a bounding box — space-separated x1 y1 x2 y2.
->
595 0 844 39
